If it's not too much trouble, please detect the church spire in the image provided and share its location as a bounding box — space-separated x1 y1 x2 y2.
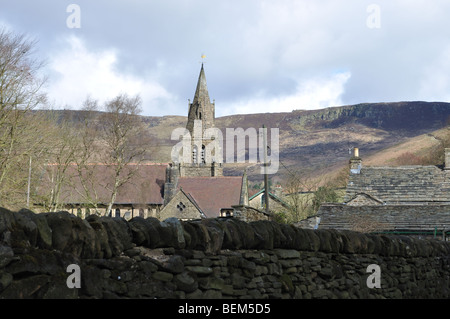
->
180 61 222 176
193 63 210 105
186 63 215 135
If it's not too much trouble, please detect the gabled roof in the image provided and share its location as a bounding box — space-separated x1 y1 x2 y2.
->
179 188 207 219
249 188 290 208
345 192 385 206
346 165 450 204
37 163 168 206
177 176 243 218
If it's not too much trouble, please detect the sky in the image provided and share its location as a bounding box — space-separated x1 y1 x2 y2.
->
1 0 450 117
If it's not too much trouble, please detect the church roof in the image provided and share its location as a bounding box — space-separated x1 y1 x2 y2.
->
177 176 243 218
37 163 167 206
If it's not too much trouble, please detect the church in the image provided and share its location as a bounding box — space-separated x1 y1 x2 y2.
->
159 63 250 220
37 64 261 221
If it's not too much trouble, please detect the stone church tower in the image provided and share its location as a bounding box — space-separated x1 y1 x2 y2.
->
184 63 222 170
164 64 223 205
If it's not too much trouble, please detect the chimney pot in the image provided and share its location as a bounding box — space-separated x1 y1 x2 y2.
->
349 147 362 174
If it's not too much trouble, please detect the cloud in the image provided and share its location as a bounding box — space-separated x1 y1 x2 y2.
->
221 71 351 116
418 44 450 102
4 0 450 117
46 35 177 115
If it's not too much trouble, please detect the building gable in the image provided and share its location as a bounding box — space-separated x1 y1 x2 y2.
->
249 188 290 211
159 189 204 221
345 193 384 206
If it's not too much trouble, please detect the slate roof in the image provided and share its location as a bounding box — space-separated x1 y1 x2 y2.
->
317 203 450 232
38 163 168 205
177 176 243 218
316 163 450 233
345 165 450 204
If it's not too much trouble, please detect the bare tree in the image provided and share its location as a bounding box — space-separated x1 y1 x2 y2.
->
283 168 318 223
44 112 79 212
72 97 103 213
99 94 147 215
0 28 47 207
1 111 54 208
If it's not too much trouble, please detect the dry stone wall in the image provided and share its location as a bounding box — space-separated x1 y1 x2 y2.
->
0 208 449 299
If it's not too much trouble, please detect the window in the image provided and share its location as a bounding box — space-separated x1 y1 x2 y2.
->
177 202 186 212
201 144 206 164
115 208 120 218
193 145 198 164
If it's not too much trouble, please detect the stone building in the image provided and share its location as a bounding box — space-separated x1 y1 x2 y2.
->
164 63 224 206
161 63 252 220
316 148 450 239
159 176 247 220
37 163 167 219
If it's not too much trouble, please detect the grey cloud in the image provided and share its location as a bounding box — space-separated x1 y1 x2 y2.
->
1 0 450 116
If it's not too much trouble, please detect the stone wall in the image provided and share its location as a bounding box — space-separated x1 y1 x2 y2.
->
0 208 449 299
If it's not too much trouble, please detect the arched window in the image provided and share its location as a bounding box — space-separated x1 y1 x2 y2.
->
201 144 206 164
115 208 120 218
192 145 198 164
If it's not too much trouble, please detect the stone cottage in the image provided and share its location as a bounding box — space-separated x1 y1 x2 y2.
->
316 148 450 239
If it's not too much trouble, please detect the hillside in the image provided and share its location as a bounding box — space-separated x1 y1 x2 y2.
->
50 101 450 187
140 101 450 184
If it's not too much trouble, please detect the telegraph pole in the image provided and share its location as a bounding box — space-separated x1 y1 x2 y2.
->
27 156 32 208
263 125 269 215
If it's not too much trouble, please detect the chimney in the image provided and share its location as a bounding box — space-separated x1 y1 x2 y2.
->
349 147 362 174
445 148 450 169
